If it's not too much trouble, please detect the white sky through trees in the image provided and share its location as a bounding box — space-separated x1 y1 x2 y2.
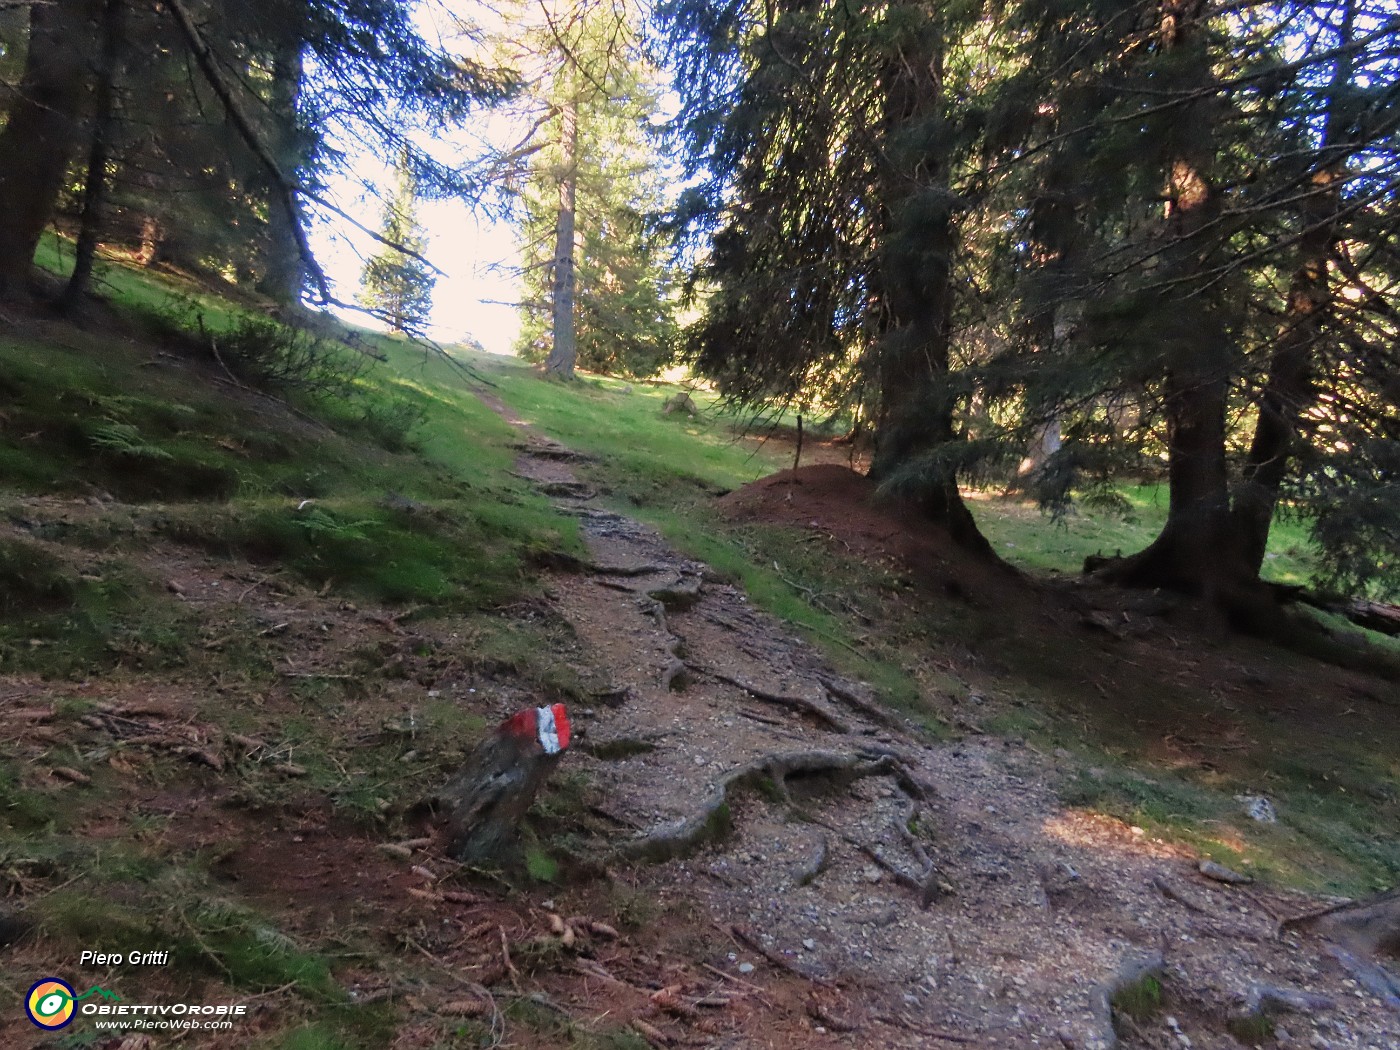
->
308 0 678 355
308 1 524 353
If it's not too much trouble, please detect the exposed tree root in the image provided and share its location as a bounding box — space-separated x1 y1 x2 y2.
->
536 480 595 499
1093 950 1165 1048
612 743 948 910
699 668 850 733
1287 888 1400 957
646 575 703 611
1152 877 1265 941
800 807 949 908
792 833 830 886
1282 888 1400 1008
661 658 689 693
818 674 899 728
512 441 595 462
1327 947 1400 1010
1087 555 1400 678
805 992 859 1032
589 563 675 578
1275 588 1400 638
614 750 905 864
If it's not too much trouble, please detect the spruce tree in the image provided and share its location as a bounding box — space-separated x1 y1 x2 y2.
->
986 0 1400 602
0 0 102 299
358 158 436 334
494 0 677 380
513 17 678 378
663 0 996 551
0 0 508 305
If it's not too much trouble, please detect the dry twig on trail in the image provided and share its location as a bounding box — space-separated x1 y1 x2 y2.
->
730 924 832 986
876 1014 978 1043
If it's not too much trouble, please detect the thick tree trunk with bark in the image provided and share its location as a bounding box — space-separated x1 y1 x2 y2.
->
1099 0 1244 600
0 0 103 299
1229 222 1327 577
1229 0 1352 577
545 98 579 380
1110 358 1237 597
61 0 126 312
136 216 163 267
257 21 308 307
866 6 992 558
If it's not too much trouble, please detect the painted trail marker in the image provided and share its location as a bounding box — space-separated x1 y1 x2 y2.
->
435 704 573 862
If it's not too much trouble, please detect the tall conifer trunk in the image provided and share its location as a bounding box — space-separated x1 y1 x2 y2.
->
1229 0 1353 577
1102 0 1241 598
545 97 579 380
0 0 103 298
61 0 127 311
866 3 990 556
258 13 308 308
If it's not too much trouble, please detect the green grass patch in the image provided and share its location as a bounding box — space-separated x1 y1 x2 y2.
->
0 291 579 632
1111 971 1164 1022
0 555 197 677
36 858 346 1001
476 356 777 495
969 484 1320 590
1227 1011 1277 1044
1059 754 1400 896
0 760 65 834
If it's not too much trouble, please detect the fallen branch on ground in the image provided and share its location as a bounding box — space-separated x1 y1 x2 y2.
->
731 924 832 985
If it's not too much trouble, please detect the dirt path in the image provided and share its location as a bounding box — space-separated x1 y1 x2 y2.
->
493 405 1400 1050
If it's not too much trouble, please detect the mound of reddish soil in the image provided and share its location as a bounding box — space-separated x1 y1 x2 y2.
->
719 464 1012 601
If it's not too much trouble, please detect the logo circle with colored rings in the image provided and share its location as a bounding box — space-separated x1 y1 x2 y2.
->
26 978 77 1029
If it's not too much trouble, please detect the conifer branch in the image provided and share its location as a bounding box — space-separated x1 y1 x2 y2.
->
162 0 447 306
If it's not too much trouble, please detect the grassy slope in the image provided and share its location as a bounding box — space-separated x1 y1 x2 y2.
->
1 248 603 1047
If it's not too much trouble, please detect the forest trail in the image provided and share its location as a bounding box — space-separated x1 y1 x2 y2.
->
485 393 1400 1050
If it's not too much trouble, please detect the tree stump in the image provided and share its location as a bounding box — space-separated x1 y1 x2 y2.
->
436 704 572 863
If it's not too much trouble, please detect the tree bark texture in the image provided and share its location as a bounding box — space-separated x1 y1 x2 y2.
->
257 18 309 307
545 97 579 379
1101 0 1239 598
61 0 126 311
1229 0 1353 577
0 0 103 298
865 6 991 557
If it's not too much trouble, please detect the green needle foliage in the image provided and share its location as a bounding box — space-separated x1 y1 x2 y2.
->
359 155 437 334
503 0 681 379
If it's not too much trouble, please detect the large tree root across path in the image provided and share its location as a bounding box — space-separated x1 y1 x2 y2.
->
476 396 1400 1050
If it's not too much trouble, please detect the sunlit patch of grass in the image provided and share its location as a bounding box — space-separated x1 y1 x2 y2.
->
470 352 783 494
969 484 1320 590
